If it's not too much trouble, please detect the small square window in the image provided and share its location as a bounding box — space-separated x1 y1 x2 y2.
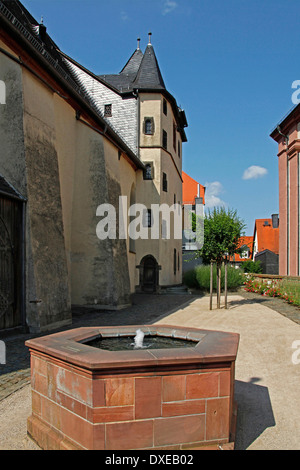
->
104 104 112 117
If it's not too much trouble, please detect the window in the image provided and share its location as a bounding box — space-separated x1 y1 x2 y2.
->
143 163 153 180
129 184 136 253
173 122 176 151
162 219 167 239
162 130 167 150
174 249 177 275
178 141 181 158
143 209 152 228
104 104 112 117
144 117 154 135
240 246 249 259
163 98 167 116
163 172 168 192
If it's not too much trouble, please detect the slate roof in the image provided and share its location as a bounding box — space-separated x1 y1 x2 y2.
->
98 39 187 141
99 43 165 93
0 0 145 169
120 48 144 75
132 44 165 90
1 0 70 78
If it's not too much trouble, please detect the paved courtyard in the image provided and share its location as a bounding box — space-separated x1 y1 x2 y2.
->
0 290 300 450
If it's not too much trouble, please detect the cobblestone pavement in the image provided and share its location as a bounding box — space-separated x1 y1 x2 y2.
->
0 293 196 402
0 289 299 403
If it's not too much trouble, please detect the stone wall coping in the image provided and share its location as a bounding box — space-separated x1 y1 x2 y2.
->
26 325 239 373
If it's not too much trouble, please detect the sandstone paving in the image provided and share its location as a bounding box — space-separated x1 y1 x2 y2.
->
0 292 300 450
156 295 300 450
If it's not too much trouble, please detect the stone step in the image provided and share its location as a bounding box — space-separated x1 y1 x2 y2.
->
161 285 191 294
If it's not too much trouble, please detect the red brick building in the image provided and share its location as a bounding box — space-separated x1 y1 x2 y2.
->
271 110 300 276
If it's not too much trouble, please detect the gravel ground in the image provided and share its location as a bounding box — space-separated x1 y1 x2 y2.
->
0 289 299 450
0 384 39 450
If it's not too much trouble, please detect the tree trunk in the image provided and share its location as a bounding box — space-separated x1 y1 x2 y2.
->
225 259 228 309
209 261 213 310
217 263 221 309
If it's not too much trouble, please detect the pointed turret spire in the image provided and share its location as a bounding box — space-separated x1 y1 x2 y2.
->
120 40 143 75
132 36 165 90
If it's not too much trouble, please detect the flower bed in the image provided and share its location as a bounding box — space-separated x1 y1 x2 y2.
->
244 276 300 306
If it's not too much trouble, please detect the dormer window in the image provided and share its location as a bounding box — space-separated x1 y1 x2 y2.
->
104 104 112 117
144 117 154 135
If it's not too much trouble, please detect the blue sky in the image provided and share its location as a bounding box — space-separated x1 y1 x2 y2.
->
21 0 300 233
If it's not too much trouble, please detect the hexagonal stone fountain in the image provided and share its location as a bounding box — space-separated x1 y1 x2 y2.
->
26 324 239 450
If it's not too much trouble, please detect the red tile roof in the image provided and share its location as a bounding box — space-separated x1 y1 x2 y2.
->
229 236 254 263
254 219 279 254
182 171 205 205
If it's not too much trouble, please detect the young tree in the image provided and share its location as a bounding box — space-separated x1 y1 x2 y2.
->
198 207 246 309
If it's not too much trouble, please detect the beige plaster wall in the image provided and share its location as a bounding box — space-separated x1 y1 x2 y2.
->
22 68 71 331
137 93 183 287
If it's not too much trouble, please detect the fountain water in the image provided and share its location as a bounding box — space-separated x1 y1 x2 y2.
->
133 329 145 348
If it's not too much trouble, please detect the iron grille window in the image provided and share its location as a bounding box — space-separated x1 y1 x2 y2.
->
104 104 112 117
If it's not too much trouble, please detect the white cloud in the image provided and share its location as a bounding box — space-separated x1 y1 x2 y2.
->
242 165 268 180
162 0 178 15
204 181 228 209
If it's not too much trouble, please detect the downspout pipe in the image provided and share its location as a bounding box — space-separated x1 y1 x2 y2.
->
277 126 289 146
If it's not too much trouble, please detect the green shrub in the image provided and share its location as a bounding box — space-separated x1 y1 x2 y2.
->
279 280 300 306
226 265 245 289
195 265 212 290
182 269 198 288
188 265 244 291
242 260 263 274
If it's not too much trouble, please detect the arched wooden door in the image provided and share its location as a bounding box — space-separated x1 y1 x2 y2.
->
0 195 22 330
140 255 159 293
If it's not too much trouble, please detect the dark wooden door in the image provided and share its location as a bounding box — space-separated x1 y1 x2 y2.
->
0 196 22 330
141 256 158 292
